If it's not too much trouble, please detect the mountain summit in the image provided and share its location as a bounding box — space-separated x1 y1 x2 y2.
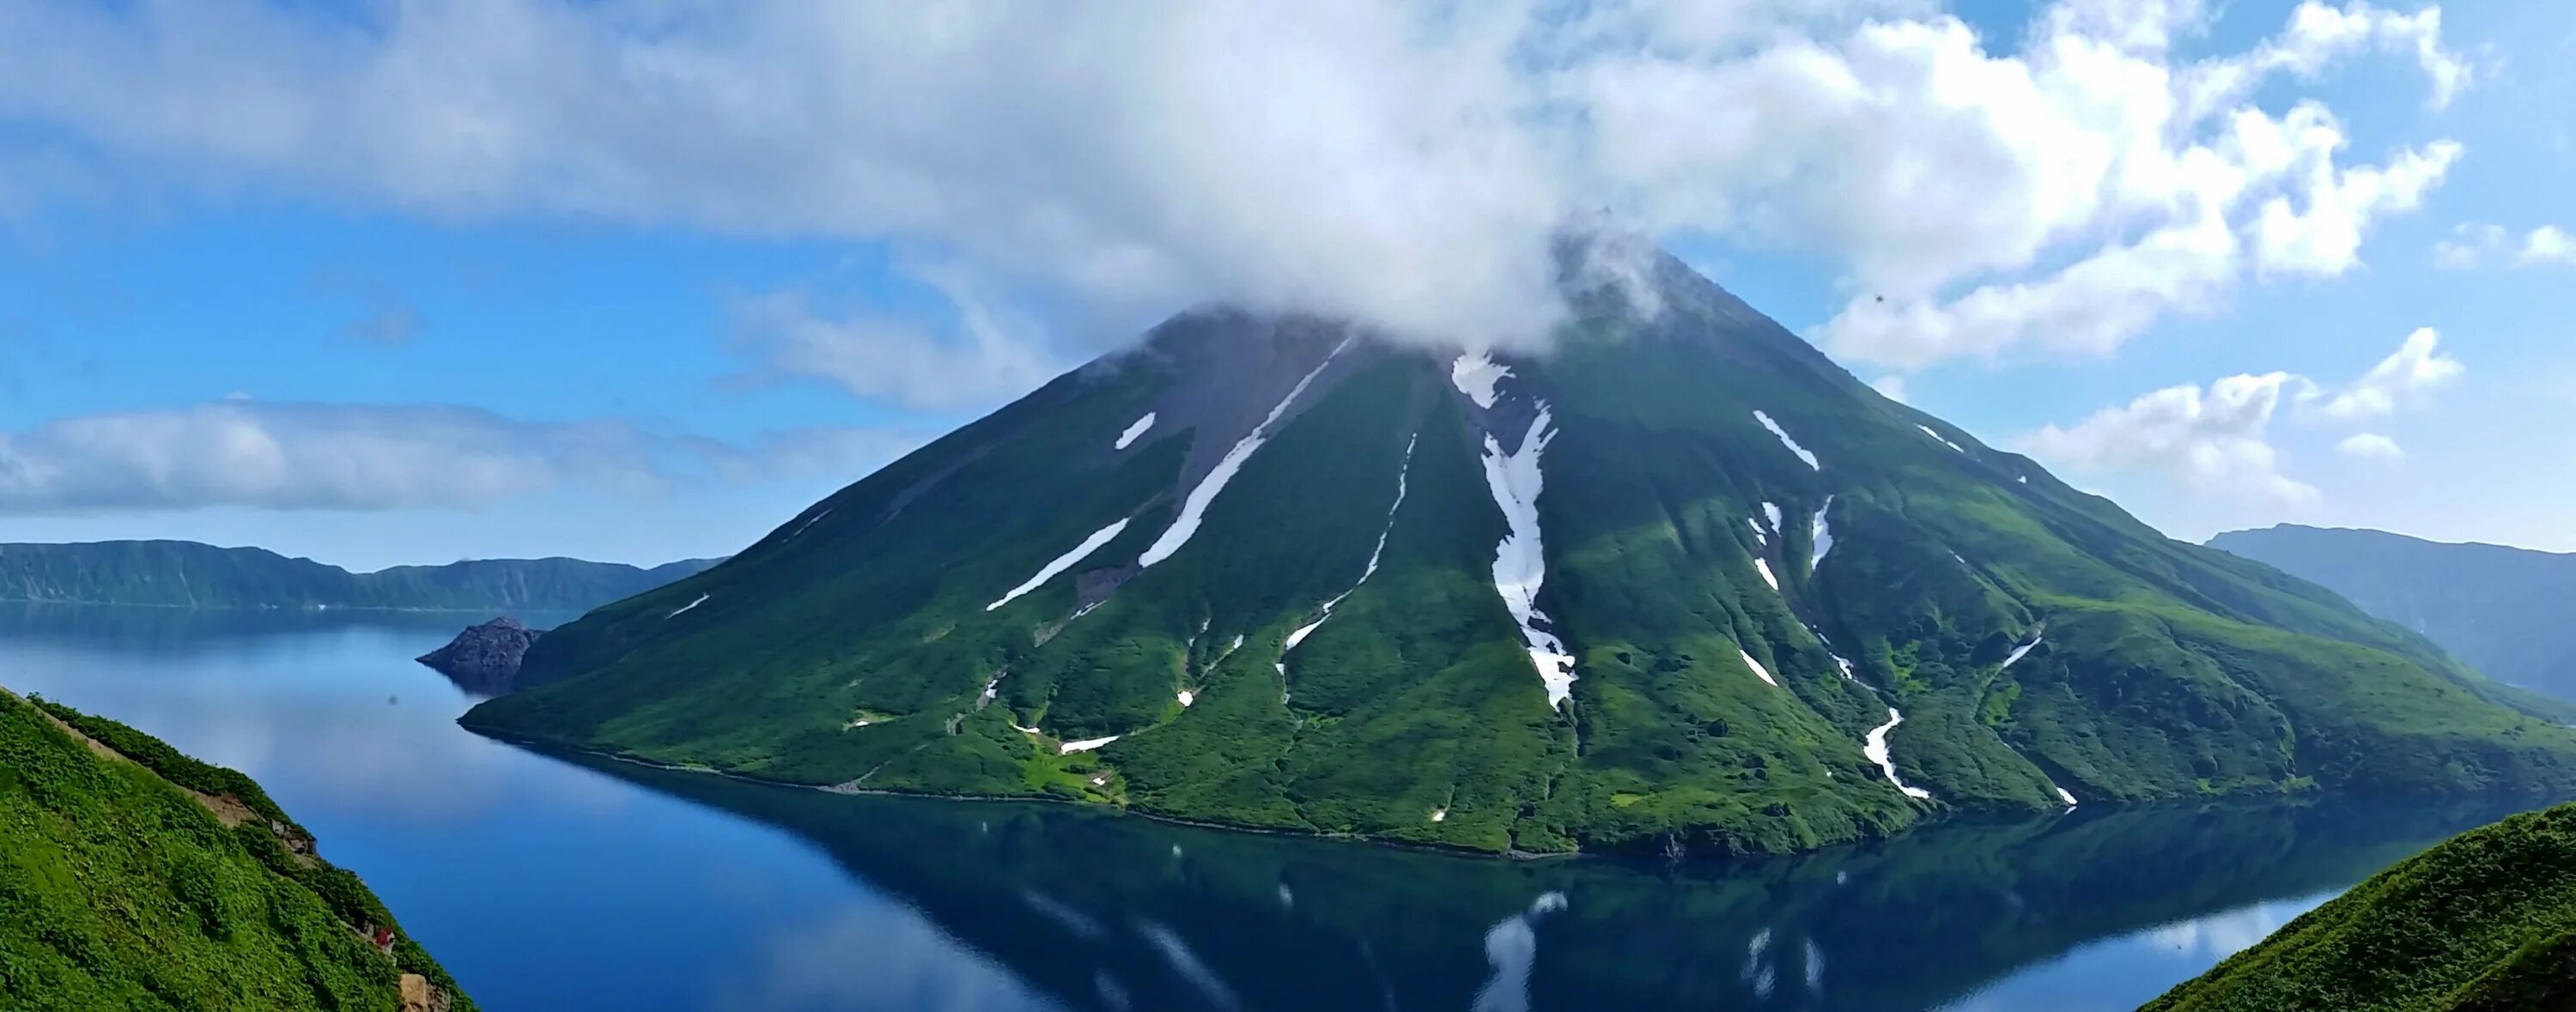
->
462 252 2576 857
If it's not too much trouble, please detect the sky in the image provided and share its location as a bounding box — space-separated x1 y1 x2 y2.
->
2 0 2572 571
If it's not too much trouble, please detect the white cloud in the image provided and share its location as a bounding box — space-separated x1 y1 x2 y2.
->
2298 326 2464 421
0 0 2472 363
725 261 1067 413
2017 327 2462 505
0 403 914 514
2531 227 2576 264
2433 222 2576 269
1871 375 1911 403
2335 433 2403 460
2018 372 2321 509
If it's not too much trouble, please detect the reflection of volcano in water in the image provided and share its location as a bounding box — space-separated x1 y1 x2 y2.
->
562 752 2549 1011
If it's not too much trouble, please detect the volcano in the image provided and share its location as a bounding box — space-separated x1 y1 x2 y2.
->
462 250 2576 857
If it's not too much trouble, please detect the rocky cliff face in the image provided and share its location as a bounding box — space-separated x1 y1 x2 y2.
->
417 617 542 696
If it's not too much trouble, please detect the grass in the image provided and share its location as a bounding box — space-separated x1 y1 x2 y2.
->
0 690 471 1011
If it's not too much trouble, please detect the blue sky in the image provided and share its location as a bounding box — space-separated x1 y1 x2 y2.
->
3 0 2571 570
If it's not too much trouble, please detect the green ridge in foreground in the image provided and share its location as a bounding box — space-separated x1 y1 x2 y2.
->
2145 801 2576 1011
0 688 471 1011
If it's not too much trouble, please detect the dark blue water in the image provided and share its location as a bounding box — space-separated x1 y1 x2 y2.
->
0 604 2543 1011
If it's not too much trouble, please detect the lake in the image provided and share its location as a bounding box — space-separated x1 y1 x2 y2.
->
0 603 2545 1011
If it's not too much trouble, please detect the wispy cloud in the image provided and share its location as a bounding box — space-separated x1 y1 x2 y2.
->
337 300 422 345
2433 222 2576 269
0 401 920 514
2015 327 2465 506
2294 326 2464 421
722 260 1066 413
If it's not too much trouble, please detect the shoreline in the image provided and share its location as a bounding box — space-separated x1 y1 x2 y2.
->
466 725 1633 864
459 724 2558 870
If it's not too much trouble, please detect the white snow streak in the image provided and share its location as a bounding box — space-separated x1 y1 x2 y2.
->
1753 558 1779 591
1761 501 1784 532
2057 786 2079 807
1477 402 1577 709
1739 648 1778 688
785 507 833 541
1753 410 1820 470
1281 434 1418 657
1059 736 1121 754
1115 412 1157 450
1831 654 1856 680
1747 517 1769 546
1809 496 1837 571
1917 424 1967 454
665 593 709 619
1450 352 1510 409
988 518 1132 611
1138 338 1352 569
1176 690 1195 707
1863 708 1935 800
1282 618 1327 653
2000 633 2044 670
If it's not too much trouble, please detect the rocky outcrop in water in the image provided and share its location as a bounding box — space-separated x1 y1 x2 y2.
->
418 617 541 696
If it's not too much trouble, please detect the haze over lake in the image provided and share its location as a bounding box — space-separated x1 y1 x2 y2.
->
0 603 2544 1012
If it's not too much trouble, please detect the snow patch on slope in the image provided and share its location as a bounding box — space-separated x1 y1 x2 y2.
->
785 508 833 541
665 593 708 620
1176 690 1194 707
2057 786 2079 807
1739 648 1778 688
1917 424 1967 454
988 518 1133 611
1450 352 1509 409
1115 412 1157 450
1059 736 1121 754
1747 517 1769 546
1862 707 1935 800
2000 630 2044 670
1467 377 1576 710
1753 411 1820 470
1809 496 1837 570
1761 501 1784 532
1753 558 1779 591
1138 337 1352 569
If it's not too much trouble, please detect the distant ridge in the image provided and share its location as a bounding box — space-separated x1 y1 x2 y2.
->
2211 524 2576 700
0 539 720 614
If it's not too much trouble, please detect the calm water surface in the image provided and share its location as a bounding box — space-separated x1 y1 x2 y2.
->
0 604 2544 1012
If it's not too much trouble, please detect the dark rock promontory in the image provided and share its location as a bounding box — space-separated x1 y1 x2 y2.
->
417 616 541 696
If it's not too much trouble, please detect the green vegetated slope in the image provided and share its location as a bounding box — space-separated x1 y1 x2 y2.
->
464 250 2576 858
0 539 717 613
2146 801 2576 1012
2214 524 2576 703
0 688 471 1010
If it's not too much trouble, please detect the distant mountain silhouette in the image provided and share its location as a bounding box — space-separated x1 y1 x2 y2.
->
2213 524 2576 700
0 539 718 614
